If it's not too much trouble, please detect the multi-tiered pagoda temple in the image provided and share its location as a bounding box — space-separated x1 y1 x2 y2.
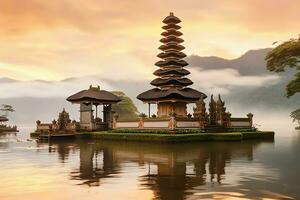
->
137 12 206 117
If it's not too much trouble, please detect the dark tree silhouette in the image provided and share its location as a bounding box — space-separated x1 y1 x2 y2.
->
291 109 300 126
265 35 300 127
265 35 300 97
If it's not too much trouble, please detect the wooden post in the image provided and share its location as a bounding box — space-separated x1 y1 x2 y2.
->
107 104 112 129
103 104 106 122
95 105 98 118
91 101 94 130
148 103 151 118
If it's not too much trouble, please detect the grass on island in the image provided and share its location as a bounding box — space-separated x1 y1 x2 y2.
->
80 129 274 142
31 128 275 142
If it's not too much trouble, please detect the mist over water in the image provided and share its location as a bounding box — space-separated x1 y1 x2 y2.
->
0 93 296 132
0 108 299 200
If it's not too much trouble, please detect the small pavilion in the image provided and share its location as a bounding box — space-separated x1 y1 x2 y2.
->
0 116 8 124
67 85 121 131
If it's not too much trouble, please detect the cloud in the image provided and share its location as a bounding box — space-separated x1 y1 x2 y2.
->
0 67 281 99
0 0 160 36
0 76 114 98
0 0 299 80
0 0 299 36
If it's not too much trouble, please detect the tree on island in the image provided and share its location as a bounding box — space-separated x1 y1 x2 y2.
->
111 91 139 120
291 109 300 129
265 35 300 127
0 104 15 117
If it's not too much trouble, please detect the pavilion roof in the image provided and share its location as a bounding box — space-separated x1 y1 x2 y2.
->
158 43 185 51
161 30 182 37
157 51 186 59
162 24 181 30
155 59 188 67
67 86 121 104
151 77 193 87
153 68 190 76
137 88 207 102
0 116 8 122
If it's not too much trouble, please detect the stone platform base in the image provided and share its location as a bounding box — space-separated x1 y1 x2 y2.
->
81 130 274 143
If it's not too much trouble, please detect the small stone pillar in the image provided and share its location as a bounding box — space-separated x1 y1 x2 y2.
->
138 113 146 129
225 112 232 128
247 113 254 127
36 120 41 131
112 113 119 129
198 118 206 129
168 116 177 130
52 119 58 131
71 120 77 132
209 95 217 125
138 118 144 129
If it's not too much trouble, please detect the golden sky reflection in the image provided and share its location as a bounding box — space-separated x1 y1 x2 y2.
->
0 163 153 200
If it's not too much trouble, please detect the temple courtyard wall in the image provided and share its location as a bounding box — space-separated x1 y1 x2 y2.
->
113 116 253 130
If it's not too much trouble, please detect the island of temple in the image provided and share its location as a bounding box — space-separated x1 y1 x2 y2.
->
0 115 17 133
66 85 121 131
0 104 18 133
33 85 121 138
113 13 256 132
31 12 274 141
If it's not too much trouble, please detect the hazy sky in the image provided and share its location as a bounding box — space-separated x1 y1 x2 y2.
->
0 0 299 81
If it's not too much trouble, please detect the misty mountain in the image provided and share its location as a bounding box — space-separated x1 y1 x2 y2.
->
187 48 273 75
187 48 299 111
0 77 18 83
0 48 299 127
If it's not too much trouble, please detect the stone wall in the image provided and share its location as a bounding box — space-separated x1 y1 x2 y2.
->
35 120 77 134
35 109 77 134
113 114 253 130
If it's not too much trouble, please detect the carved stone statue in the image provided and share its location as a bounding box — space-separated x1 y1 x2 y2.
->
209 95 217 125
216 94 226 126
57 108 70 131
193 96 208 128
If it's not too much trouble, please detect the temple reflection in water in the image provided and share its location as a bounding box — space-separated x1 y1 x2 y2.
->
40 139 269 200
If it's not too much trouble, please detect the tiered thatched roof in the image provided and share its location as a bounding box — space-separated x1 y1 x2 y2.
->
67 85 121 104
137 12 206 103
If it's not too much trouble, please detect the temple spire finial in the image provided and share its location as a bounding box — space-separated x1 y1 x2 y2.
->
170 12 174 16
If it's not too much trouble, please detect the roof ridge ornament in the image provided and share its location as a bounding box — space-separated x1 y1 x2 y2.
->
89 84 100 91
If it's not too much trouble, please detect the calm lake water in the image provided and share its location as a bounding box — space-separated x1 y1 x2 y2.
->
1 125 300 200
